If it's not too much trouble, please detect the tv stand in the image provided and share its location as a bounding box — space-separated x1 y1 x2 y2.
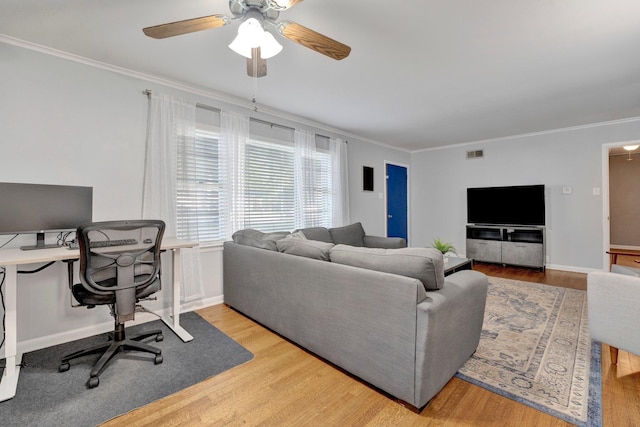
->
466 225 545 271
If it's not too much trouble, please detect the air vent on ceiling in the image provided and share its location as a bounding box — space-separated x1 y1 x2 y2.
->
466 149 484 159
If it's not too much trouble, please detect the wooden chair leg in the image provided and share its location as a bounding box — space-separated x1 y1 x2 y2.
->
609 346 619 364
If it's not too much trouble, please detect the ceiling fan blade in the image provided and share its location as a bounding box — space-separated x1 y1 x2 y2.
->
270 0 304 10
277 21 351 60
247 48 268 78
143 15 230 39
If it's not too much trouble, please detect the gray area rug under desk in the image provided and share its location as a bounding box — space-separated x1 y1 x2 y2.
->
0 311 253 427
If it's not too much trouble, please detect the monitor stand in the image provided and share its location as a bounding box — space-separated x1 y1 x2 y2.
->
20 232 60 251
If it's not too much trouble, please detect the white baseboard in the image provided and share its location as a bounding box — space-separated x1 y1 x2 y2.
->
545 264 601 274
179 295 224 313
16 296 225 355
467 258 602 275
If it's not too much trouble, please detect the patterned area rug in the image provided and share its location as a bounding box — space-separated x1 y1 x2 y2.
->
456 277 602 426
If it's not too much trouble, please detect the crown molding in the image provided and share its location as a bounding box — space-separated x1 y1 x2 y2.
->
412 116 640 154
0 34 407 152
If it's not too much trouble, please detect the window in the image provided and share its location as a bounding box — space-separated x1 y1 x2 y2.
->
244 139 296 232
176 123 335 243
299 148 333 227
176 128 225 242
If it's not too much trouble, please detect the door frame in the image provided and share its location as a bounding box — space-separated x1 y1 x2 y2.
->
384 161 410 241
601 139 640 270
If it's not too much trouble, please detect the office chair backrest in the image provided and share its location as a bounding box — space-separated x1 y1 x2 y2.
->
77 219 165 323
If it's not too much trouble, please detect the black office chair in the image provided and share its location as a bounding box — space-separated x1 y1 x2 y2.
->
59 220 166 388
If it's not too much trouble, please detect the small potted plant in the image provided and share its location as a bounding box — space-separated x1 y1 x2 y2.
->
432 238 457 263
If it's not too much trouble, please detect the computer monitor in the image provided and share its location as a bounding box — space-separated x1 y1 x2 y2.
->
0 182 93 250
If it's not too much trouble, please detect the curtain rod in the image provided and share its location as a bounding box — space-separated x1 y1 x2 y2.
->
143 89 337 141
248 118 333 141
250 117 294 132
143 89 221 113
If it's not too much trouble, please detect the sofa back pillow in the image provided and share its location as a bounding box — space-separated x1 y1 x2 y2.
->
329 245 445 290
294 227 333 243
276 238 334 261
232 229 290 251
329 222 365 247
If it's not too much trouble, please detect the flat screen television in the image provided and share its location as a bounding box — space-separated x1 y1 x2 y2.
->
467 185 545 226
0 182 93 250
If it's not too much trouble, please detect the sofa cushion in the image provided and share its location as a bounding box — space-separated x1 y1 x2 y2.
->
276 238 334 261
329 245 445 290
363 235 407 249
286 230 307 240
329 222 365 247
232 229 290 251
294 227 333 243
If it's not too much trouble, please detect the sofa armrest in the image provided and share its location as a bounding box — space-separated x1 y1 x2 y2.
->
364 235 407 249
588 271 640 357
414 270 488 406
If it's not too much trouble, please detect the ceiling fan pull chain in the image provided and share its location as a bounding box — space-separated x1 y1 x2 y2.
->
252 60 259 112
251 88 258 113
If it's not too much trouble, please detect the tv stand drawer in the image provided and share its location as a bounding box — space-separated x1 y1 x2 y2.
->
502 241 544 268
466 239 501 263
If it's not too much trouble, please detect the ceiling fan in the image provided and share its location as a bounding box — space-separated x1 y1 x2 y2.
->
143 0 351 77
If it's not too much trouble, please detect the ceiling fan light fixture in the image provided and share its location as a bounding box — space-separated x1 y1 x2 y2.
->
228 17 282 59
259 31 283 59
623 144 639 151
228 18 262 58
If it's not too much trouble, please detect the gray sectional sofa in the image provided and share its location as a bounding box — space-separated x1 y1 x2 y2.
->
223 223 488 410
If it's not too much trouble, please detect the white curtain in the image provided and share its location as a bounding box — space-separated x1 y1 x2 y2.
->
330 137 350 226
142 92 205 302
220 110 250 239
294 129 318 229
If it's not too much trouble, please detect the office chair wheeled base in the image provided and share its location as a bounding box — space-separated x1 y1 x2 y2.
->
59 322 164 388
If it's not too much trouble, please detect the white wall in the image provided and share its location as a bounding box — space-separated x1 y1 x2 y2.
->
1 43 158 345
0 42 402 347
410 120 640 271
347 139 411 237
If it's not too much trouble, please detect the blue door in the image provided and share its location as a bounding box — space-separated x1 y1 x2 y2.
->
386 163 408 242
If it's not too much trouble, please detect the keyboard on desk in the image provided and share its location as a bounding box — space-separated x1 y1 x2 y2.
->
67 239 138 250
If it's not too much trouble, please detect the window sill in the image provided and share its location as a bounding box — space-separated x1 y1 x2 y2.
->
197 240 225 250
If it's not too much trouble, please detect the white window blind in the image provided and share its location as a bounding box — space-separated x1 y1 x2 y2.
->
301 149 333 227
176 129 225 241
176 121 336 243
244 139 296 232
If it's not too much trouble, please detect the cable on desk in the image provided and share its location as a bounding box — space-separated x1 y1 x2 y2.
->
0 234 19 249
57 231 75 247
17 262 56 275
1 267 5 350
0 261 57 350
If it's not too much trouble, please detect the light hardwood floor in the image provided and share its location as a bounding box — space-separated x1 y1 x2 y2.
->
104 263 639 426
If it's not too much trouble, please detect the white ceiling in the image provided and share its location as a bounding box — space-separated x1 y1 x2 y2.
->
2 0 640 151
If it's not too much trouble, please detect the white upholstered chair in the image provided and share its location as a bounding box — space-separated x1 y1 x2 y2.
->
588 267 640 364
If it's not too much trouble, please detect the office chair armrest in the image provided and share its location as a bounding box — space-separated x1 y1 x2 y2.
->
63 259 76 289
63 259 83 307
